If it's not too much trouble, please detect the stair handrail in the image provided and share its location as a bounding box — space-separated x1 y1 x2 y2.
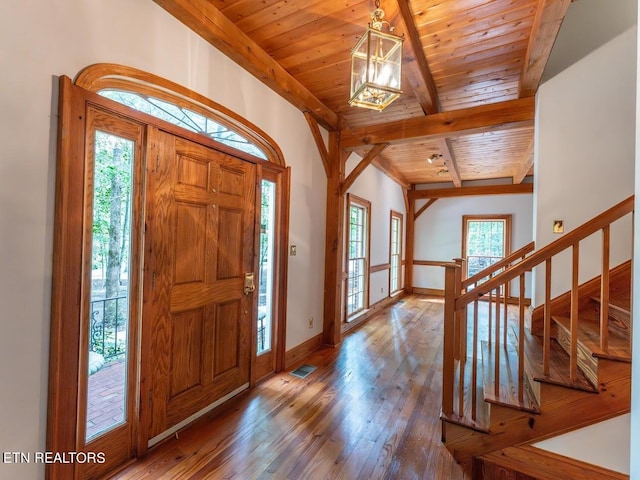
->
461 241 535 290
455 196 634 311
441 195 634 426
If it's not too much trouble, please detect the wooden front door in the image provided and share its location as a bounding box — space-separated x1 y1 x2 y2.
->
143 127 256 441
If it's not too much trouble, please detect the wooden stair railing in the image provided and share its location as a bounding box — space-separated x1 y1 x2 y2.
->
441 195 634 430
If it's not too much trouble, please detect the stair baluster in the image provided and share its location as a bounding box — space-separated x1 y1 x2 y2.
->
440 195 633 444
570 243 579 382
544 259 552 376
601 225 610 352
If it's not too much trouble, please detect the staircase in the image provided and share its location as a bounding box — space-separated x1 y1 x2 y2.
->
439 197 633 478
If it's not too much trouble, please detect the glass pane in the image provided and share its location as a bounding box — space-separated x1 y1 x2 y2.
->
99 89 268 160
347 202 368 318
390 255 399 292
465 218 507 282
390 216 401 293
257 180 276 355
86 130 134 440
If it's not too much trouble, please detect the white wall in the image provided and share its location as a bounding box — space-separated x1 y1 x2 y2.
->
533 18 638 477
534 27 637 305
345 154 407 306
534 414 630 475
0 1 327 478
632 5 640 478
412 190 534 295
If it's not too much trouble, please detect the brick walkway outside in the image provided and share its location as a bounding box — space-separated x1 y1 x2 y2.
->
86 358 126 439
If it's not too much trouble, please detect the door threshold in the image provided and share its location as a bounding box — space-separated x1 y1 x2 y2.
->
148 383 250 448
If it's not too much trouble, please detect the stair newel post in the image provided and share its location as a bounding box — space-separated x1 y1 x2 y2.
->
570 243 580 382
442 264 457 419
600 225 610 353
543 259 552 376
454 258 467 360
494 285 501 397
454 258 466 416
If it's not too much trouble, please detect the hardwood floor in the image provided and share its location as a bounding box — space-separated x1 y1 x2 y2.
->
109 295 467 479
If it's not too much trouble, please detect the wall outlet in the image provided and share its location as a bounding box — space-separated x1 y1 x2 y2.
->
290 245 297 256
308 316 314 329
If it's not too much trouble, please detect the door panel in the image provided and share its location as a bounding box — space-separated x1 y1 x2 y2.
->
170 309 204 396
145 129 255 440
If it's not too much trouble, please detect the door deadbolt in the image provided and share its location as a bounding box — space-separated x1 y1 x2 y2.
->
244 272 255 295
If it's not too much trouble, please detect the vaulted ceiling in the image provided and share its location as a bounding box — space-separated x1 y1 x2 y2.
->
153 0 573 188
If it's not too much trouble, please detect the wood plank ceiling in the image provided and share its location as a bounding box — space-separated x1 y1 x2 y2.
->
154 0 571 186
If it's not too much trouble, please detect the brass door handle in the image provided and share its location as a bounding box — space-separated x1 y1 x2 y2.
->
244 272 255 295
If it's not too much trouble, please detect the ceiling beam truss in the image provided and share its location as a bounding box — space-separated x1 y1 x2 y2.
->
414 198 438 220
411 183 533 199
514 135 535 184
520 0 572 97
340 97 535 149
153 0 338 130
341 143 390 195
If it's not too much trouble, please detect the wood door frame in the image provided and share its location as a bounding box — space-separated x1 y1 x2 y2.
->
252 165 290 384
47 74 290 479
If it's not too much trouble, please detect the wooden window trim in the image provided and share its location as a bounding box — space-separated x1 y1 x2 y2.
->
252 164 291 383
389 210 403 295
48 68 291 479
345 193 371 320
75 63 285 166
462 214 512 280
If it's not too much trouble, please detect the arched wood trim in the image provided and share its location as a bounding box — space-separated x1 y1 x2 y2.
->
76 63 285 166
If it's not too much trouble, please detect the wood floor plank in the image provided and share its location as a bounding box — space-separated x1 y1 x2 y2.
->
109 295 467 480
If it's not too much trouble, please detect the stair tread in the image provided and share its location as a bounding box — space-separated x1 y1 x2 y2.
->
591 292 631 312
519 327 598 393
552 313 631 362
481 341 540 414
440 357 490 433
479 445 629 480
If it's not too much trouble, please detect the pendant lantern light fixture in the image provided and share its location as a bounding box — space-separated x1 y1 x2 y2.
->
349 0 404 111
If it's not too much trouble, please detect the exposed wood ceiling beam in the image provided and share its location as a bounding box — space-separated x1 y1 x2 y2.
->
395 0 440 114
153 0 338 130
359 151 410 189
437 138 461 188
519 0 572 97
373 157 410 189
414 198 438 220
341 144 390 195
402 187 410 215
410 183 533 199
303 111 331 176
340 97 535 149
514 135 535 184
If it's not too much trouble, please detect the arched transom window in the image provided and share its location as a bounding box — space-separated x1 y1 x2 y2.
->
75 64 284 165
99 90 267 160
